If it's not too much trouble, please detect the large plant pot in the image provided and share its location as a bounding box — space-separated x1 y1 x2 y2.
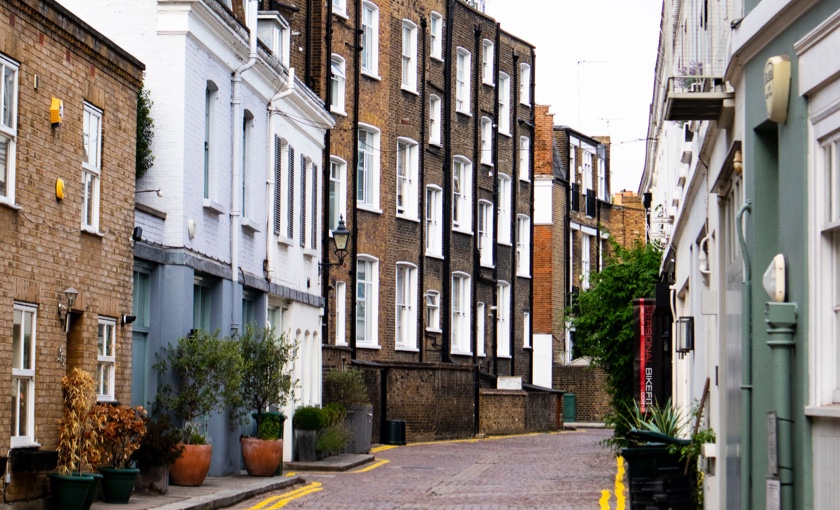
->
134 463 169 495
241 437 283 476
294 429 317 462
48 473 95 510
169 444 212 487
99 467 140 503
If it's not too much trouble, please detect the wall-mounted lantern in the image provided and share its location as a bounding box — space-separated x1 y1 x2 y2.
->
58 287 79 333
675 316 694 355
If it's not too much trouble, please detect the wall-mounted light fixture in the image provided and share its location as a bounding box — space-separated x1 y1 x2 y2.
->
675 316 694 355
121 314 137 326
58 287 79 332
318 216 351 275
733 150 743 174
763 253 786 302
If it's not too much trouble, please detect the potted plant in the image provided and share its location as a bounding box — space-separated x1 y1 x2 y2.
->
130 415 184 495
90 403 146 503
315 403 352 458
49 368 104 510
323 367 372 453
153 329 241 486
292 406 326 462
233 324 297 476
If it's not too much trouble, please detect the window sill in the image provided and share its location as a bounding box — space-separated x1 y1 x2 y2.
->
97 396 118 403
361 71 382 81
332 10 349 20
396 346 420 352
356 343 382 350
481 161 494 167
426 328 442 334
452 228 474 236
497 354 512 359
203 199 226 216
498 240 512 247
517 273 532 279
277 235 294 247
303 248 319 259
520 101 532 108
396 214 420 223
431 56 444 63
481 263 495 269
358 204 383 215
81 226 106 237
425 252 444 260
0 199 21 211
805 405 840 419
519 177 531 183
428 140 442 148
482 80 495 87
451 349 473 356
9 441 41 450
401 86 419 96
456 110 473 118
499 131 512 138
331 108 348 117
242 218 261 235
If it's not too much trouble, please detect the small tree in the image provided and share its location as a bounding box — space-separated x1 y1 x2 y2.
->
233 324 298 436
153 329 242 443
136 87 155 179
569 240 661 421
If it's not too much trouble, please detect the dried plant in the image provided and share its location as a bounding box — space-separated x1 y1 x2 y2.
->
90 404 147 469
57 368 102 475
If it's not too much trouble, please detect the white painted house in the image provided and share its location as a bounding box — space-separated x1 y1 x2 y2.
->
60 0 334 471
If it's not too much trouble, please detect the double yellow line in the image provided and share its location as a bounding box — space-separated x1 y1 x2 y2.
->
247 482 323 510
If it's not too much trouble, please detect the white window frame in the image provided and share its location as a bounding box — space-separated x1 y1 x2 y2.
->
11 302 37 447
426 290 441 332
523 311 531 348
429 95 442 145
452 156 473 233
517 214 531 277
598 156 607 200
569 142 577 185
0 54 19 206
481 117 492 165
478 200 494 267
335 281 347 346
356 255 380 348
497 281 511 358
332 0 347 17
97 317 117 401
430 12 443 61
583 149 594 190
396 138 419 219
401 20 418 93
456 48 471 114
520 63 531 105
476 302 486 357
519 136 530 181
331 55 346 115
482 39 494 85
329 157 347 232
241 109 253 219
82 102 103 233
426 185 443 257
498 174 512 244
361 2 380 78
581 232 591 290
498 73 510 136
451 272 472 355
357 124 381 212
395 263 418 351
204 81 217 200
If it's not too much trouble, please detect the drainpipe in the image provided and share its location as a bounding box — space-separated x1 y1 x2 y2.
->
528 46 536 384
491 22 501 376
441 0 455 363
304 0 312 88
471 22 481 366
736 200 752 510
418 15 427 363
510 51 520 376
322 0 333 345
231 0 259 328
765 301 797 510
350 0 362 360
266 69 296 285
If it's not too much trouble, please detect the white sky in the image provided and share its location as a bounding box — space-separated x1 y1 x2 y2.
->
485 0 663 193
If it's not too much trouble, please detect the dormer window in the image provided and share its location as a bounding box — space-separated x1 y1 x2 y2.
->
257 12 290 66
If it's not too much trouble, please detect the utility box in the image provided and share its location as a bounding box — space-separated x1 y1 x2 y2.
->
382 419 407 445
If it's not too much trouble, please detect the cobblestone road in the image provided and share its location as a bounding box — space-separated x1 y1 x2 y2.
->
233 428 620 510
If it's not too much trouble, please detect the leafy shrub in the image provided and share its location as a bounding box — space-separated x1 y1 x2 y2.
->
257 413 285 440
90 403 147 469
323 368 369 408
322 403 347 428
136 87 155 179
316 423 352 455
293 406 326 431
56 368 101 474
131 415 185 467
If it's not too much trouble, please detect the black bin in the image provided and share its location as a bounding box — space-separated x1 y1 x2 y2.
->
382 419 406 445
621 429 694 510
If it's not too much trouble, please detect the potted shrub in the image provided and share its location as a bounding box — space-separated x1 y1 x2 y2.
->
292 406 326 462
233 324 297 476
153 329 241 486
323 368 372 453
49 368 104 510
315 403 352 458
130 415 184 494
90 403 146 503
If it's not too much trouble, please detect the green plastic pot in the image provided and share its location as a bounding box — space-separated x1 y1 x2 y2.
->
47 473 95 510
99 467 141 504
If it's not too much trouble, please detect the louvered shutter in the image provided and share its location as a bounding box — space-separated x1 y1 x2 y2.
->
274 136 282 234
288 146 295 239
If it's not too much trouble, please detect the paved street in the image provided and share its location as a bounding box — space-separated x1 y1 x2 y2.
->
232 429 620 510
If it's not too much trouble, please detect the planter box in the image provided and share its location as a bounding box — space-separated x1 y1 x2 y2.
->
134 464 169 495
294 429 317 462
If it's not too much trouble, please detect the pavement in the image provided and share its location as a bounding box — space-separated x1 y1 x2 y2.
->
89 454 375 510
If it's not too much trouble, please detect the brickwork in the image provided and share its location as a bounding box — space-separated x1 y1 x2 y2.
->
609 190 646 249
479 390 526 435
553 364 611 422
0 0 144 502
525 392 562 431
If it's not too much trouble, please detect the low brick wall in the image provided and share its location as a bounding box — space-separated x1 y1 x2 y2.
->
526 392 563 431
480 390 527 435
553 364 612 422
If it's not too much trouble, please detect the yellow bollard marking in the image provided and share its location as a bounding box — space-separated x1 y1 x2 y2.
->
599 489 611 509
350 458 390 473
247 482 323 510
615 455 626 510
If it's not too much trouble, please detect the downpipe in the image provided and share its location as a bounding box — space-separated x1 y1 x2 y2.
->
736 200 752 510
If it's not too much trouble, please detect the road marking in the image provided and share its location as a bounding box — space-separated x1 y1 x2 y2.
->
614 455 626 510
370 445 399 453
351 458 390 473
247 482 323 510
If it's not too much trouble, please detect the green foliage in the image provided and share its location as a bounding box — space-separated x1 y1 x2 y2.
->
621 399 686 438
136 87 155 179
257 413 284 440
233 324 298 433
569 240 662 413
293 406 327 431
153 329 242 443
322 402 347 427
131 415 185 467
315 423 352 455
323 368 370 408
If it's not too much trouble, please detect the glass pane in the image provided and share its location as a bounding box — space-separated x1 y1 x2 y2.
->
3 66 13 128
13 309 21 369
11 378 19 436
18 378 28 436
356 301 366 341
90 114 99 168
98 363 105 393
104 365 112 396
98 323 105 356
106 325 114 356
0 137 8 197
23 311 32 370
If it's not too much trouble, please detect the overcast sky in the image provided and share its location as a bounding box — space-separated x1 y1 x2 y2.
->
484 0 663 193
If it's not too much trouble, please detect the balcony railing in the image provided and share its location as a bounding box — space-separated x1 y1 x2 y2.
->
664 76 734 121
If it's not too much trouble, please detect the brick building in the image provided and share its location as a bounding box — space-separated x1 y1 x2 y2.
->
0 0 144 501
275 0 540 441
608 190 645 249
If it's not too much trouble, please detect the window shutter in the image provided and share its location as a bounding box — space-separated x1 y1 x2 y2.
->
288 146 295 239
311 164 318 249
274 136 282 235
300 154 307 247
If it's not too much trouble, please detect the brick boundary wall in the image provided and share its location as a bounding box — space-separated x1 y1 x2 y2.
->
479 390 563 436
553 364 612 422
525 392 563 432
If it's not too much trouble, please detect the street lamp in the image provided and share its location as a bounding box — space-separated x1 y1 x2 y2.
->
320 215 351 275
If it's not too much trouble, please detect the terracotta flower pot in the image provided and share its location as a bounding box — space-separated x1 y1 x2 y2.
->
241 437 283 476
169 444 212 486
